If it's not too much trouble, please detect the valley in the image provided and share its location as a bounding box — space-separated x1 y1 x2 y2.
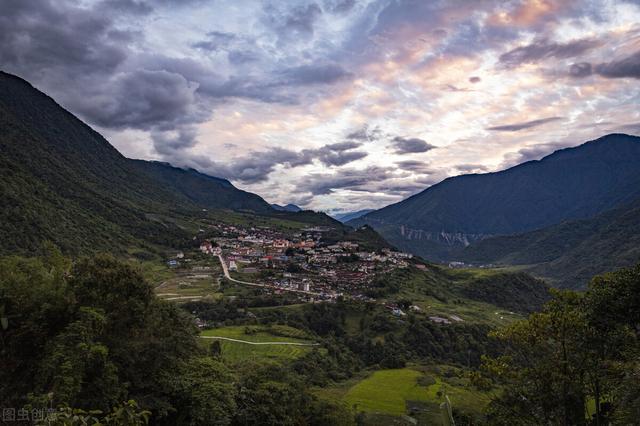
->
1 68 639 425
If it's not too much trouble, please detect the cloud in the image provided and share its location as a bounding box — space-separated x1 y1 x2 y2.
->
593 50 640 79
500 141 570 168
569 62 593 78
151 127 199 156
395 160 434 174
487 116 563 132
191 31 237 52
263 2 323 45
346 125 383 142
390 137 436 154
184 140 368 184
325 0 356 14
469 76 481 83
97 0 154 15
307 141 368 166
278 63 353 85
74 69 199 130
455 163 489 173
0 0 133 79
295 166 398 195
499 37 601 68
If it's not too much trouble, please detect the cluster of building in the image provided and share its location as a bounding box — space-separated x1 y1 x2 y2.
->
195 222 415 299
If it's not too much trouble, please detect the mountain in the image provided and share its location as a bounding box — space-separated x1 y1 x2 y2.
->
460 198 640 288
332 209 375 223
349 134 640 261
133 160 272 213
271 203 302 212
0 71 275 255
344 225 394 251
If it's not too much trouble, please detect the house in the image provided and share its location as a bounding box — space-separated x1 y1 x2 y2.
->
200 241 214 254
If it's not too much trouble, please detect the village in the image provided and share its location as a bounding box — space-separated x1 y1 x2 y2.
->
181 222 416 301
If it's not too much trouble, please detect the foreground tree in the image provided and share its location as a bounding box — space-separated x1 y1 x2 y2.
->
485 264 640 425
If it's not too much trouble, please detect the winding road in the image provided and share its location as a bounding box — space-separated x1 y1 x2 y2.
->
217 254 320 296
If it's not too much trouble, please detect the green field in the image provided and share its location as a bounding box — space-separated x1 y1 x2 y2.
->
200 325 318 362
315 366 492 423
344 368 428 415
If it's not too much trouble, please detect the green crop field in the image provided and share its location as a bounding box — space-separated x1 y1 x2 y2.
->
200 325 318 362
315 366 492 423
343 368 428 415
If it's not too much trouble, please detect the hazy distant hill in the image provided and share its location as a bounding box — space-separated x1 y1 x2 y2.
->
349 134 640 262
460 198 640 288
333 209 375 223
0 71 276 254
271 203 303 212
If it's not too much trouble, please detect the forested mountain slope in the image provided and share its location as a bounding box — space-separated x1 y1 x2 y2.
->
0 71 274 254
350 133 640 261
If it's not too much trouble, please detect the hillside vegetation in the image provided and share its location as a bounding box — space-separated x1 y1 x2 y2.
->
461 199 640 288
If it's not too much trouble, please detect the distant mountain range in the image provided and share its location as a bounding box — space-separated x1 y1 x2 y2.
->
0 71 343 255
349 133 640 288
271 203 303 212
332 209 375 223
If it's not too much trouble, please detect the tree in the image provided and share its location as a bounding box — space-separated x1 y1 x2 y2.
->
209 340 222 358
485 265 640 425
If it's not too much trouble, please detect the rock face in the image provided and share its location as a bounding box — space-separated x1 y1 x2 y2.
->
349 133 640 261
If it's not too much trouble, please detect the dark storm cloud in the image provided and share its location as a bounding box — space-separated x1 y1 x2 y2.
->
499 38 601 68
0 0 133 78
487 117 563 132
74 69 198 130
390 137 436 154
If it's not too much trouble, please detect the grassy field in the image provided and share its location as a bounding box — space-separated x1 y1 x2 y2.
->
344 368 428 415
200 325 318 362
315 366 492 423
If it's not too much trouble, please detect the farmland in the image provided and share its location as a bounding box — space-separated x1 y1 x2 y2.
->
200 325 319 362
315 366 492 424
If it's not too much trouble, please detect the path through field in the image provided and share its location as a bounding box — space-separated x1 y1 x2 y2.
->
200 336 320 346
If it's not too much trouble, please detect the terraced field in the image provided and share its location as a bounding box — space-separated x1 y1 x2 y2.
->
200 325 319 362
154 266 222 302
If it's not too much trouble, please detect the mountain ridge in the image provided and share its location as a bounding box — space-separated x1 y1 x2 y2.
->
0 71 277 254
349 133 640 261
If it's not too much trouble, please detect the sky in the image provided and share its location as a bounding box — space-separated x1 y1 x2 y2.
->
1 0 640 213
